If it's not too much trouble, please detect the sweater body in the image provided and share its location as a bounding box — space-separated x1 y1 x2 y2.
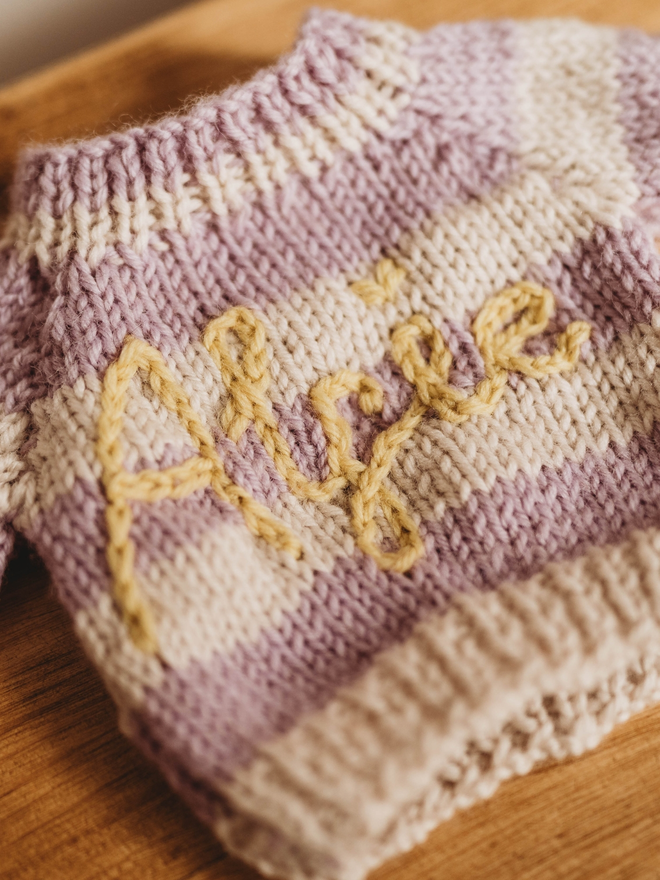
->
2 11 660 879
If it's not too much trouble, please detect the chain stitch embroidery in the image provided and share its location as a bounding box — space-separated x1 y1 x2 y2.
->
349 258 407 305
97 262 591 652
96 335 302 653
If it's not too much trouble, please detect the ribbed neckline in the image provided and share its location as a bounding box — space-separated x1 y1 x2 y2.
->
8 8 372 220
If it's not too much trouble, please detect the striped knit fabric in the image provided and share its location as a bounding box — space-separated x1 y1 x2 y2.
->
3 9 660 879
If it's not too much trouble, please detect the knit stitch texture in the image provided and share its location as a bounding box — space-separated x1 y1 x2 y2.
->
3 9 660 879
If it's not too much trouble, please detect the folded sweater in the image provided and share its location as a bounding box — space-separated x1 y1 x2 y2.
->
2 9 660 880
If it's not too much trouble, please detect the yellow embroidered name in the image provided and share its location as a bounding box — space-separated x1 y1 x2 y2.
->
97 266 590 652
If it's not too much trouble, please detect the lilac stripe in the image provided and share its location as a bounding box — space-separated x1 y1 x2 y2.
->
340 355 414 462
273 394 329 483
131 426 660 783
406 19 516 144
442 319 486 388
13 194 660 419
19 21 518 396
33 137 518 394
126 711 230 827
617 29 660 205
27 479 112 611
217 426 289 507
127 710 342 877
529 216 660 351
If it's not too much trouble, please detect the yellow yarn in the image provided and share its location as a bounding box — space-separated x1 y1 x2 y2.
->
391 280 592 425
203 308 345 503
204 308 424 571
96 336 302 654
97 267 591 651
349 258 406 305
309 371 426 572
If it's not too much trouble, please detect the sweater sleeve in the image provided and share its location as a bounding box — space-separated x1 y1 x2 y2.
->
0 245 40 585
0 410 27 579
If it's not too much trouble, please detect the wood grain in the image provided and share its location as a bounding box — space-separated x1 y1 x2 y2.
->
2 1 660 878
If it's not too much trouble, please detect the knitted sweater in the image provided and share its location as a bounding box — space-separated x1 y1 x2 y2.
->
2 8 660 879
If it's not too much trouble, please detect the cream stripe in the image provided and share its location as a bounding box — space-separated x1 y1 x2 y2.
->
517 20 633 193
21 313 660 535
4 21 419 268
262 166 637 408
140 522 318 666
20 371 195 516
74 591 165 708
18 338 233 520
218 527 660 879
272 189 641 405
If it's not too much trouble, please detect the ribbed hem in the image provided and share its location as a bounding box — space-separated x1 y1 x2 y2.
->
209 527 660 880
216 654 660 880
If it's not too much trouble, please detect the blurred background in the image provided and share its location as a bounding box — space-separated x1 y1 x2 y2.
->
0 0 188 85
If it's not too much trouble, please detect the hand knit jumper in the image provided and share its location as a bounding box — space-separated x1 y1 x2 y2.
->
3 9 660 879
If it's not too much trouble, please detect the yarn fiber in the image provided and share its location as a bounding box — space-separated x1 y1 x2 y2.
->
2 10 660 880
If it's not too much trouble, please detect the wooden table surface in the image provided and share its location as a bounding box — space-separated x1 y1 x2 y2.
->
3 1 660 878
